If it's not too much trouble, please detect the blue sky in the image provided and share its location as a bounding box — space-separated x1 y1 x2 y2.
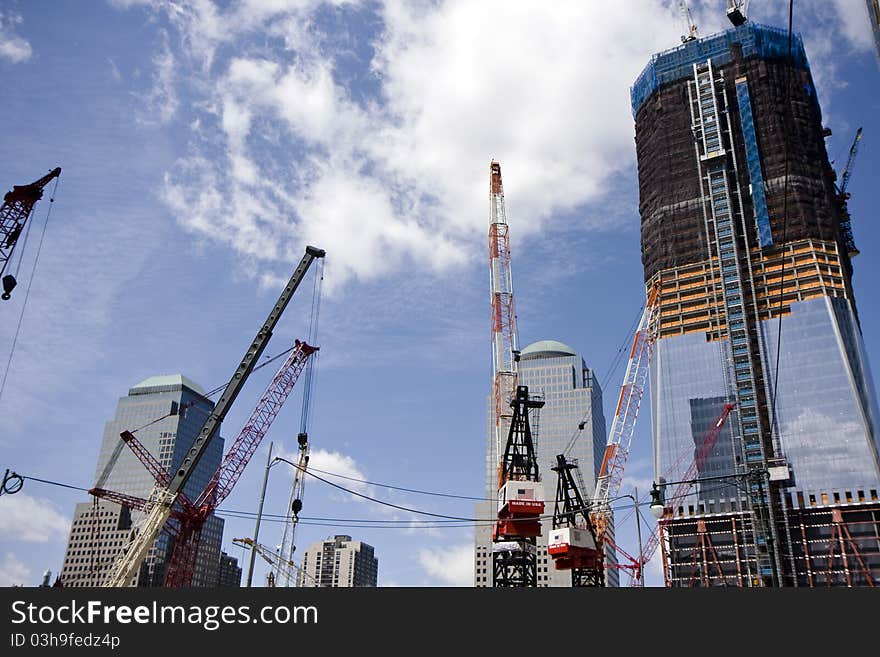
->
0 0 878 587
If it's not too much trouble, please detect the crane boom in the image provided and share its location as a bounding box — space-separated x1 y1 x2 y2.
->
839 127 863 196
591 281 661 538
103 245 325 587
1 167 61 299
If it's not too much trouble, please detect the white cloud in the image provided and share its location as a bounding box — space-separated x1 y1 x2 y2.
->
137 30 178 125
0 11 32 63
418 542 473 586
120 1 874 294
123 1 684 292
0 552 31 587
0 493 70 542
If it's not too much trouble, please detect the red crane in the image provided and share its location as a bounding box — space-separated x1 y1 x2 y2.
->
92 339 316 586
1 167 61 300
627 402 736 585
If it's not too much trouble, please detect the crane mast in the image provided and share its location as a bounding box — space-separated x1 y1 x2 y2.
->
489 160 519 478
487 162 544 587
103 246 325 587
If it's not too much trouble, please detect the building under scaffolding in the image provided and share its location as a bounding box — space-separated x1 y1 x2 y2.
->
633 22 880 586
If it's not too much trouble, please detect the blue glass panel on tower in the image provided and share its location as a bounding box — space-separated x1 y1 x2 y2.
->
735 78 773 248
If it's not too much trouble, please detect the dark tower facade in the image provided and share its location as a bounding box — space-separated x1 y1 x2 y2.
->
633 23 880 586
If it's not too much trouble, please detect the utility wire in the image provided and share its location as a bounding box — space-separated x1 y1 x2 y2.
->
298 463 493 501
561 300 644 457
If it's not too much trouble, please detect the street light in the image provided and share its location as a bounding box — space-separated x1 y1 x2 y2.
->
245 441 284 587
611 489 645 587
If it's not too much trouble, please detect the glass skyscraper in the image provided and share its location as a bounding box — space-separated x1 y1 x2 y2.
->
475 340 615 586
634 22 880 585
59 374 225 587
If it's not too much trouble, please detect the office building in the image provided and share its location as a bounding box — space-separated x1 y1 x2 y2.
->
58 375 225 587
475 340 615 586
217 551 242 587
868 0 880 63
297 535 378 587
633 22 880 585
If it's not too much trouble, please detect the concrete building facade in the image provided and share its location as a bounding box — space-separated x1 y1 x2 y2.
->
633 22 880 586
297 535 378 587
475 340 615 587
59 375 225 587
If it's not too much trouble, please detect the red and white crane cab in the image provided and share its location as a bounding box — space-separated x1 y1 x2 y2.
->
497 480 544 516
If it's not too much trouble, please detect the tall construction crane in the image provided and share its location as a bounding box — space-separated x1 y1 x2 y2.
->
94 339 317 586
487 161 545 587
835 127 863 257
548 455 604 586
678 0 699 42
275 260 323 586
96 246 325 587
548 280 662 584
627 403 736 586
0 168 61 300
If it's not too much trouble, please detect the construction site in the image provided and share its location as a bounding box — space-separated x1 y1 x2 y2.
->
1 1 879 590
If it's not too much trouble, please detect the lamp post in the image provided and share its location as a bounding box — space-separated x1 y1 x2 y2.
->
245 441 280 587
610 490 644 587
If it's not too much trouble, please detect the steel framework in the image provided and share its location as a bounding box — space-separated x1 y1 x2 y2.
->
1 167 61 300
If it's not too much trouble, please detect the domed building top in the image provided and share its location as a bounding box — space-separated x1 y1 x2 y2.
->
519 340 578 360
130 374 205 396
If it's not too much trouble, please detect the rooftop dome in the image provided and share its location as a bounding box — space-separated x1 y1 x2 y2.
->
519 340 578 360
130 374 205 395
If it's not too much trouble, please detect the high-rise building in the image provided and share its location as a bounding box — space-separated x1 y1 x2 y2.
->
297 535 378 587
475 340 615 587
633 22 880 586
58 375 225 587
868 0 880 63
217 551 242 587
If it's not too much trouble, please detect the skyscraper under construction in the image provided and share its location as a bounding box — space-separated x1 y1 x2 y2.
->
633 21 880 586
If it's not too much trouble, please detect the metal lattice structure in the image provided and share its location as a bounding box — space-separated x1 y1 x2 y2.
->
93 340 316 586
1 167 61 300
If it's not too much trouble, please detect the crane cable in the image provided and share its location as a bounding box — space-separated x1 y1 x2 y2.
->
560 300 644 458
0 175 61 405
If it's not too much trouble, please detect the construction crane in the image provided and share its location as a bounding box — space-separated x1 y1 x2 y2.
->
275 259 323 586
726 0 750 27
487 161 545 587
678 0 699 42
275 430 309 586
0 168 61 300
835 127 863 257
96 245 325 587
94 339 317 586
548 455 604 586
493 385 545 587
627 403 736 586
548 280 662 583
232 537 309 587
